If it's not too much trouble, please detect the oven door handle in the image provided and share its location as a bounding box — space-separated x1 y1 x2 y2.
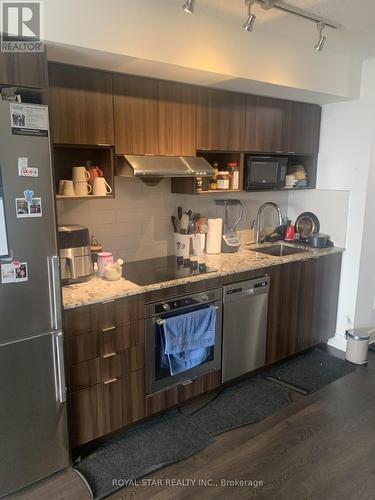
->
156 305 219 325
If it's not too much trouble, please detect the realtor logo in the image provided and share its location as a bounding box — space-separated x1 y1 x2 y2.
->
1 1 44 52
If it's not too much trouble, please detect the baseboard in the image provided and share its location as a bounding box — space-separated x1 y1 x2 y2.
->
328 334 347 352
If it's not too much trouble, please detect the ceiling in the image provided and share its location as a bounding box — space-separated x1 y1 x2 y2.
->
169 0 375 58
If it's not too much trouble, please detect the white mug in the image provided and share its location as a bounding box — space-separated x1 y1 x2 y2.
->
58 179 68 195
74 181 92 196
72 166 90 182
93 177 112 196
62 180 75 196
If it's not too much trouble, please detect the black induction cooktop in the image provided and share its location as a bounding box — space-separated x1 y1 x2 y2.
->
123 255 216 286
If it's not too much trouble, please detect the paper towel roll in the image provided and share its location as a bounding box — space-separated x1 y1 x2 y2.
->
206 218 223 254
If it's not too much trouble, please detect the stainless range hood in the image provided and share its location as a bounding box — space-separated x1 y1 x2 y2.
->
116 154 214 185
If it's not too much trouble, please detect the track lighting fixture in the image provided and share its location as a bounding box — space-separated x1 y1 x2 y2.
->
182 0 195 14
243 0 256 32
315 22 326 51
180 0 338 51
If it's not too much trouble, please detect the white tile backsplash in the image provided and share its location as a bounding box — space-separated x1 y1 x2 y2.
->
57 178 348 262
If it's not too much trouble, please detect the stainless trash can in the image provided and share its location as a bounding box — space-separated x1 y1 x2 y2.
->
345 329 370 365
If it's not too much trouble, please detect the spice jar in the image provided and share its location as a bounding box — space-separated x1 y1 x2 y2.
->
209 162 219 190
227 162 239 190
217 171 230 190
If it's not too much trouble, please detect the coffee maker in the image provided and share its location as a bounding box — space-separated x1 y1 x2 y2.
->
215 199 244 253
58 225 93 284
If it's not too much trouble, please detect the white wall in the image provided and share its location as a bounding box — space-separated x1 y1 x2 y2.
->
44 0 362 102
313 58 375 350
355 126 375 328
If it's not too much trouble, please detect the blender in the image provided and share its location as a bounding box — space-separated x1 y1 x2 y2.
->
215 199 244 253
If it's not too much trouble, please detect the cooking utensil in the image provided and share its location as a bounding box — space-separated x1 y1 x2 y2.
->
180 213 190 234
307 233 330 248
171 216 178 233
188 220 196 234
178 206 183 222
186 210 192 219
295 212 320 238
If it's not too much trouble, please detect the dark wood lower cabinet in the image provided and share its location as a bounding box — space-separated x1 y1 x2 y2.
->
297 253 342 352
68 370 145 448
145 370 222 418
65 253 342 449
145 386 180 417
266 261 302 364
266 253 342 364
179 370 222 402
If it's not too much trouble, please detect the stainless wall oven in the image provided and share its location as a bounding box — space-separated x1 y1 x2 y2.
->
145 288 223 395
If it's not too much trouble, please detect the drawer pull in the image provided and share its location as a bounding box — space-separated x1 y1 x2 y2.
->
103 378 118 385
101 326 116 334
181 380 193 386
102 352 117 359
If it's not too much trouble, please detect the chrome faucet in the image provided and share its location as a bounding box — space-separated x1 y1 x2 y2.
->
255 202 283 244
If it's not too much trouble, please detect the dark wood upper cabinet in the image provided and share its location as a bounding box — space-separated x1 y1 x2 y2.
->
286 101 321 154
197 88 246 151
113 74 158 154
48 63 114 145
245 96 321 155
158 81 197 155
0 52 45 89
246 96 288 153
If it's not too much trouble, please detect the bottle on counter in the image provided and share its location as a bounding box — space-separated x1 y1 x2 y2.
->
228 161 239 190
217 171 230 190
209 162 219 190
285 221 295 241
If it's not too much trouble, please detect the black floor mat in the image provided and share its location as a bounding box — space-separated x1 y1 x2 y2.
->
74 410 214 499
189 375 290 436
263 348 356 394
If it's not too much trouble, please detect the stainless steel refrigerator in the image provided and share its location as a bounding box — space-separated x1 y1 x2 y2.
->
0 98 69 497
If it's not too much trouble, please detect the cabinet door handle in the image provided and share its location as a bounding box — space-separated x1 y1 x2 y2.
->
102 352 117 359
101 326 116 334
181 379 193 386
103 378 118 385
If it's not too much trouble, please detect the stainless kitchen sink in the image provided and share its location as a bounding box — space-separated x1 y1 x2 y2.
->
250 245 308 257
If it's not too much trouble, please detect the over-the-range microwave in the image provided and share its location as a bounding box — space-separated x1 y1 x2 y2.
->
244 155 288 191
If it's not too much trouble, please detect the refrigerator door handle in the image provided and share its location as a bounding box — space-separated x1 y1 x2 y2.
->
53 331 66 404
48 255 62 330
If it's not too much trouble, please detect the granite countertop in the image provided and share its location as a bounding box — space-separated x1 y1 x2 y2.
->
62 243 344 310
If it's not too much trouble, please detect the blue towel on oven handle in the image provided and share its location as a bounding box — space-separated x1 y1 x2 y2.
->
162 306 216 355
162 306 217 376
167 347 211 376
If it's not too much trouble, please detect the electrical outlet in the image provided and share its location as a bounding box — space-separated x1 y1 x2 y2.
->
373 296 375 310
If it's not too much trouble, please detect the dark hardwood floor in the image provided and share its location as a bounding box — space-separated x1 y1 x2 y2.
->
10 348 375 500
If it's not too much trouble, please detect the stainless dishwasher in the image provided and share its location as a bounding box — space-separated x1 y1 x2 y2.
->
222 276 270 383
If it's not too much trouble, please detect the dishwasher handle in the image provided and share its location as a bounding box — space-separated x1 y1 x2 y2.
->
224 276 270 302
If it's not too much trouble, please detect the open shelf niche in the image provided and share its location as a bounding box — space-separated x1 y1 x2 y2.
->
171 151 244 195
170 150 317 195
52 144 115 199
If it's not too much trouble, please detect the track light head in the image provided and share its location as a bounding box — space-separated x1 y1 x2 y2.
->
243 1 256 32
182 0 195 14
315 22 326 51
